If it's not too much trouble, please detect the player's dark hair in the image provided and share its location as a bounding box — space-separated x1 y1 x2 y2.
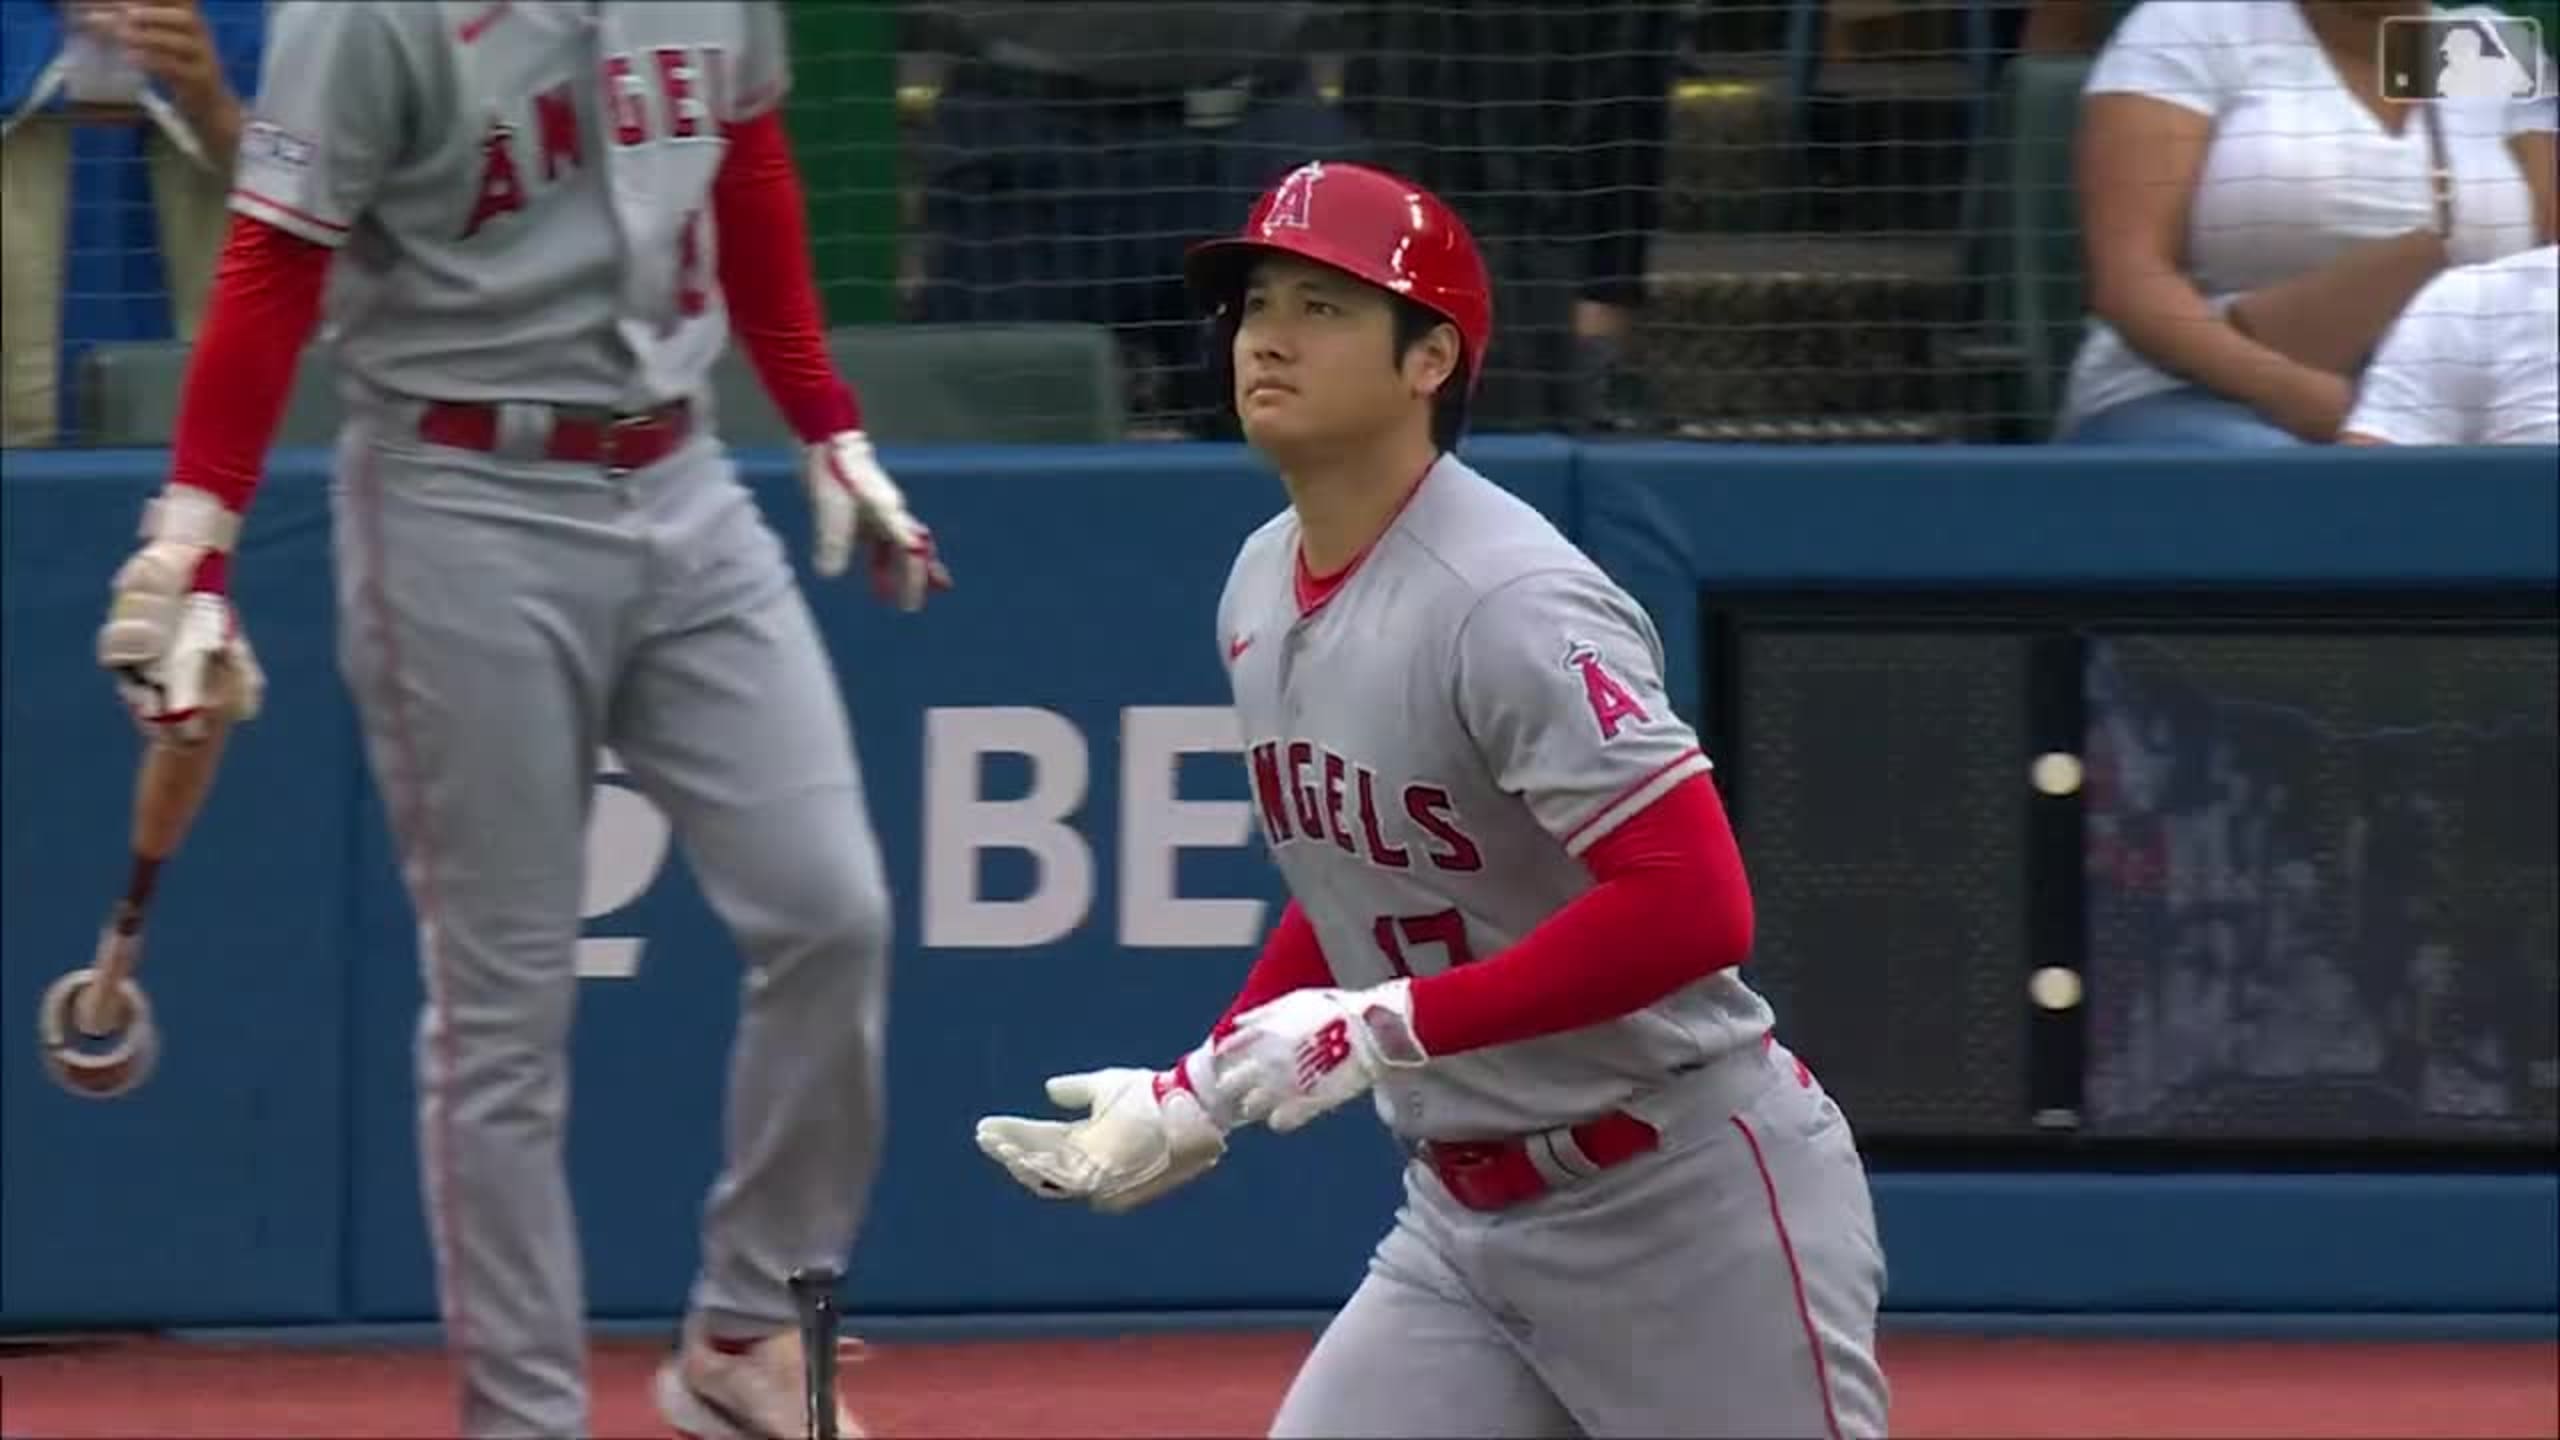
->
1390 297 1472 453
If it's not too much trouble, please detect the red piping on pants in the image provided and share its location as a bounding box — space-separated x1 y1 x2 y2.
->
1732 1114 1844 1440
351 451 475 1392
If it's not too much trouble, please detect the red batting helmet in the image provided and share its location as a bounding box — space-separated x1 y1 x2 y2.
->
1184 161 1494 392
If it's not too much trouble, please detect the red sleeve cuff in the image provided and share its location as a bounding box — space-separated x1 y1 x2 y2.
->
711 111 862 442
1406 773 1753 1057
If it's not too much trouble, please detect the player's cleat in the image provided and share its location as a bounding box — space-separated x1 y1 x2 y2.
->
653 1315 868 1440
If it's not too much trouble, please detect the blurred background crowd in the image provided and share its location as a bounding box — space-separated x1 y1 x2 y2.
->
3 0 2555 453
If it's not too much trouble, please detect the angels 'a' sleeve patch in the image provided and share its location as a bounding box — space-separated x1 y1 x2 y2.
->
1562 639 1655 742
1456 570 1710 855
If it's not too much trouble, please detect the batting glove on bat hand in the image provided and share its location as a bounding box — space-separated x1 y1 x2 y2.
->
804 430 952 610
1212 979 1429 1134
97 485 265 742
973 1048 1231 1213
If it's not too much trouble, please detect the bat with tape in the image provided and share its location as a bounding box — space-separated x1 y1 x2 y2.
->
37 659 242 1099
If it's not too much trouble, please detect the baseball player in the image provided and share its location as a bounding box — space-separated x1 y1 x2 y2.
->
975 161 1890 1438
92 4 939 1436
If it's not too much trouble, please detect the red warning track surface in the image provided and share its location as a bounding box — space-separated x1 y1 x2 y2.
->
2 1331 2554 1437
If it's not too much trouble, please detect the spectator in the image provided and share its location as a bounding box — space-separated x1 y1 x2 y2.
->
1338 2 1689 435
2339 242 2558 442
2055 0 2557 447
909 2 1353 436
1 0 259 447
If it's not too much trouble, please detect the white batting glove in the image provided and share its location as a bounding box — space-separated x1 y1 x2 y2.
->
973 1049 1230 1214
97 485 265 741
1211 980 1429 1134
803 430 952 610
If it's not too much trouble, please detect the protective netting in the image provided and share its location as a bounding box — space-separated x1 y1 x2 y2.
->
885 0 2013 442
868 0 2560 444
4 1 2552 448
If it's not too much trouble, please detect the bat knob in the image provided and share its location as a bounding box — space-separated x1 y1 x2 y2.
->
37 967 159 1100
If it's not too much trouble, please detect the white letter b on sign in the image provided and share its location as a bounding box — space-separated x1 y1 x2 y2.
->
923 707 1094 948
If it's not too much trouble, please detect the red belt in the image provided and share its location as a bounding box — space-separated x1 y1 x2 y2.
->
1418 1109 1661 1213
417 398 694 473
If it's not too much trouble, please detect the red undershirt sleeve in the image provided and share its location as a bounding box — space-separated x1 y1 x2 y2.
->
1159 900 1335 1102
177 1 414 528
1411 564 1748 1057
166 215 335 518
1212 900 1337 1035
1406 772 1755 1058
711 111 862 442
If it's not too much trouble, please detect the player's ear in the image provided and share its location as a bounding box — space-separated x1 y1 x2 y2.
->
1407 321 1461 402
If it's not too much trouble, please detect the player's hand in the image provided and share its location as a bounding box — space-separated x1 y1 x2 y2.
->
97 484 265 741
1212 980 1428 1134
973 1055 1228 1214
803 430 952 610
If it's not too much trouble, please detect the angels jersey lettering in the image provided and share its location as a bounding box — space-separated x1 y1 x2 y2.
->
231 0 792 411
1217 456 1776 1140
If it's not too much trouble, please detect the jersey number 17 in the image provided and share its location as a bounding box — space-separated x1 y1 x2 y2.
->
1373 909 1476 977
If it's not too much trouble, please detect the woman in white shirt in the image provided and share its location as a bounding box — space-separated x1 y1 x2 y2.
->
2056 0 2557 446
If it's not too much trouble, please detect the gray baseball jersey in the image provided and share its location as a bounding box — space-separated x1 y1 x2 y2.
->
234 0 788 409
1225 455 1890 1437
226 6 895 1437
1217 453 1777 1140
